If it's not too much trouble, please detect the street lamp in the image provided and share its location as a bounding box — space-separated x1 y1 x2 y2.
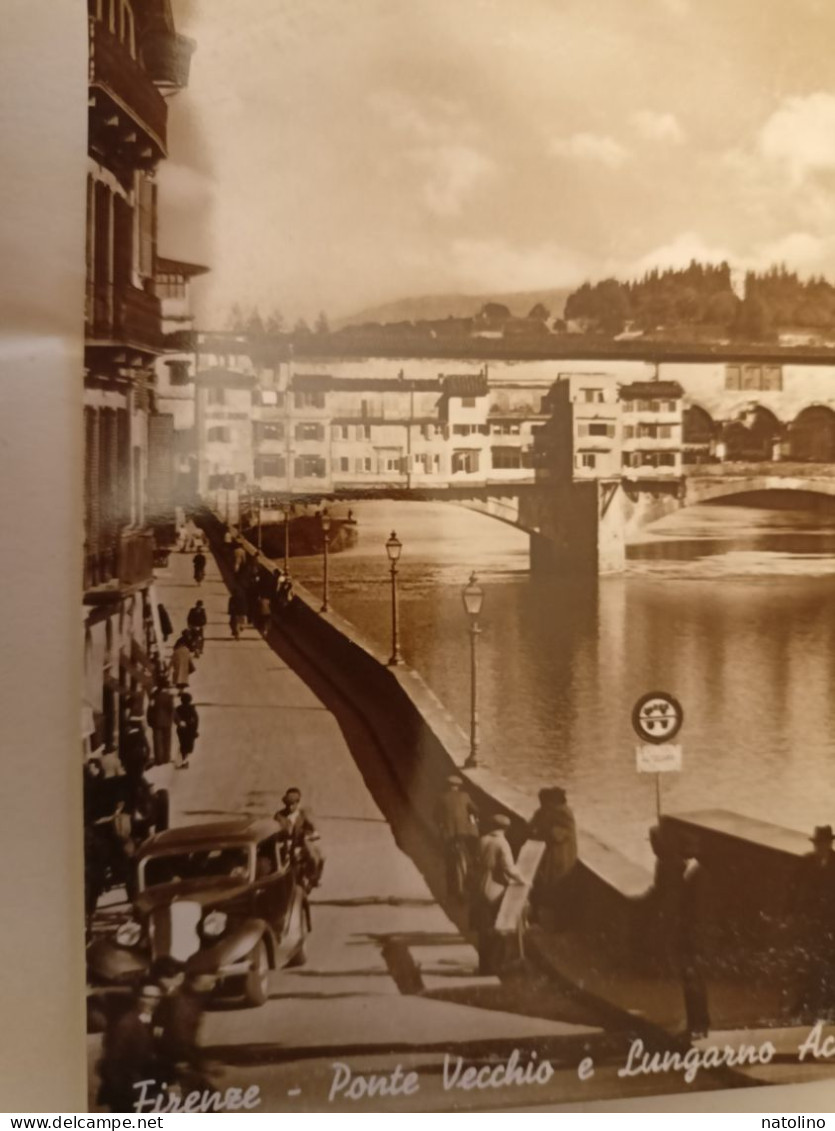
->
282 501 291 572
462 571 484 768
320 509 331 612
385 531 403 665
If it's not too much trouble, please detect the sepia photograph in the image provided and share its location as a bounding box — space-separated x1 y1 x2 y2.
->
77 0 835 1113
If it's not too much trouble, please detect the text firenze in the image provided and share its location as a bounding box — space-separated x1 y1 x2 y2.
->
132 1080 262 1113
328 1050 554 1102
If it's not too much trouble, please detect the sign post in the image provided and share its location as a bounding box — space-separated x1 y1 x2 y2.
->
631 691 684 819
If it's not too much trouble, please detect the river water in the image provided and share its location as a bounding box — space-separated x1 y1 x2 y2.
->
285 498 835 868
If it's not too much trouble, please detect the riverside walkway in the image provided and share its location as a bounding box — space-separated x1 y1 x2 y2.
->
88 548 759 1111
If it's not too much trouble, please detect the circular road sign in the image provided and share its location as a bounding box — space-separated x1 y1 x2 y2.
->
631 691 684 745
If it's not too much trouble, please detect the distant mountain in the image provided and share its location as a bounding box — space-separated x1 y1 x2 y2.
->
336 288 573 328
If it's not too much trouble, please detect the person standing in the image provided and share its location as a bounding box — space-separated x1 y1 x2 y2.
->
788 825 835 1021
157 603 174 643
434 774 479 901
96 984 163 1112
192 550 207 585
174 692 199 769
527 787 578 929
471 814 524 975
228 589 246 639
274 787 324 887
153 960 217 1092
146 681 175 765
233 542 247 575
170 635 194 690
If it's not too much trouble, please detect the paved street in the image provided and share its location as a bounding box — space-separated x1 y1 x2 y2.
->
87 548 769 1111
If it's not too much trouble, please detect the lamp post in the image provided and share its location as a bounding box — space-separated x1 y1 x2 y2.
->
385 531 403 665
255 489 263 552
320 509 331 612
282 502 291 572
462 571 484 769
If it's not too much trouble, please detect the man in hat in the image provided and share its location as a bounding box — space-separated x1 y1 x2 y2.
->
97 983 163 1112
434 774 479 901
274 788 324 888
471 814 524 975
789 824 835 1020
527 787 578 929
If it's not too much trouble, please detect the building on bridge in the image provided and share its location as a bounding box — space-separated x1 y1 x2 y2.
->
83 0 197 759
187 357 549 504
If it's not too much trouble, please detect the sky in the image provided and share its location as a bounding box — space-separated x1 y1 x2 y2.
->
159 0 835 325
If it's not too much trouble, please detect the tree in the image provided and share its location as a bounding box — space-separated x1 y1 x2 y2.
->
314 310 330 335
478 302 512 328
265 308 284 334
734 293 772 341
293 318 312 336
528 302 550 323
246 308 265 336
227 303 246 332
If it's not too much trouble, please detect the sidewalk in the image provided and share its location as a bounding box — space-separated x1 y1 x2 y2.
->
127 549 623 1111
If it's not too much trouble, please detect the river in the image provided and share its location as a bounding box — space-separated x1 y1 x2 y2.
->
284 498 835 868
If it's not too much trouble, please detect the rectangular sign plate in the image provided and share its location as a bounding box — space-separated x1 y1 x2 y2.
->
636 743 683 773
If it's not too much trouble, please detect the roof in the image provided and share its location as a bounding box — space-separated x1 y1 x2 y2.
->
619 380 684 400
196 366 257 389
441 373 489 398
156 255 210 279
292 374 441 392
137 817 281 857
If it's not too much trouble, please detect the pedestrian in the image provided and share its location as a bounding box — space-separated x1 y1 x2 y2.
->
96 984 163 1112
277 575 295 611
174 692 199 769
192 550 207 585
471 814 524 975
186 600 207 656
233 542 247 574
642 825 712 1040
227 589 246 639
120 715 151 785
434 774 479 901
787 824 835 1022
157 603 174 643
170 635 195 690
527 787 578 929
274 787 324 887
146 680 175 765
100 746 124 779
153 959 217 1092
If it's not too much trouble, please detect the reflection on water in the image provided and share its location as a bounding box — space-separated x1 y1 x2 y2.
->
285 500 835 868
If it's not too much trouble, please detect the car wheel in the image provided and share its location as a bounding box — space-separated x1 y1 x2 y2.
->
242 939 270 1007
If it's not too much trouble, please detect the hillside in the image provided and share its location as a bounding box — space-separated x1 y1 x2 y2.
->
336 287 572 328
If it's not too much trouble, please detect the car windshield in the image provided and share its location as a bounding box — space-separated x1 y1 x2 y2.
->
142 846 251 888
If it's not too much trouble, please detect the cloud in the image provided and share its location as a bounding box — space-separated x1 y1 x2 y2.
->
631 110 685 145
757 93 835 184
441 238 595 292
549 132 629 169
632 231 733 274
751 231 831 272
413 145 496 217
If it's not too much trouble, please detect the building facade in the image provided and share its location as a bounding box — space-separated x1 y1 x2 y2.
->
83 0 196 757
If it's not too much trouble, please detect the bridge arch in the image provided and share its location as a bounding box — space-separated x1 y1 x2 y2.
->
788 404 835 463
720 405 782 462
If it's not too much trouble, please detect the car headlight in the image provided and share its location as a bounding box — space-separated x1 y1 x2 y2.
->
202 911 227 938
115 920 143 947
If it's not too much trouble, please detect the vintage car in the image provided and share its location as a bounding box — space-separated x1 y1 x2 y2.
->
87 817 308 1007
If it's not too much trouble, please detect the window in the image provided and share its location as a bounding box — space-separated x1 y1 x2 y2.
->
588 423 612 437
339 457 349 472
624 425 634 439
492 448 523 470
136 175 154 278
295 423 324 442
663 400 678 412
207 388 225 406
384 457 401 472
461 397 476 408
207 426 230 443
118 0 135 55
576 454 596 469
659 425 673 439
257 422 284 442
255 455 286 478
294 390 326 409
361 424 372 440
725 364 782 392
294 455 327 478
658 452 676 466
258 389 280 407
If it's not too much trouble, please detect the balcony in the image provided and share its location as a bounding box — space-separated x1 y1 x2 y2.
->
89 18 167 157
89 283 163 351
84 527 155 600
141 29 196 89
